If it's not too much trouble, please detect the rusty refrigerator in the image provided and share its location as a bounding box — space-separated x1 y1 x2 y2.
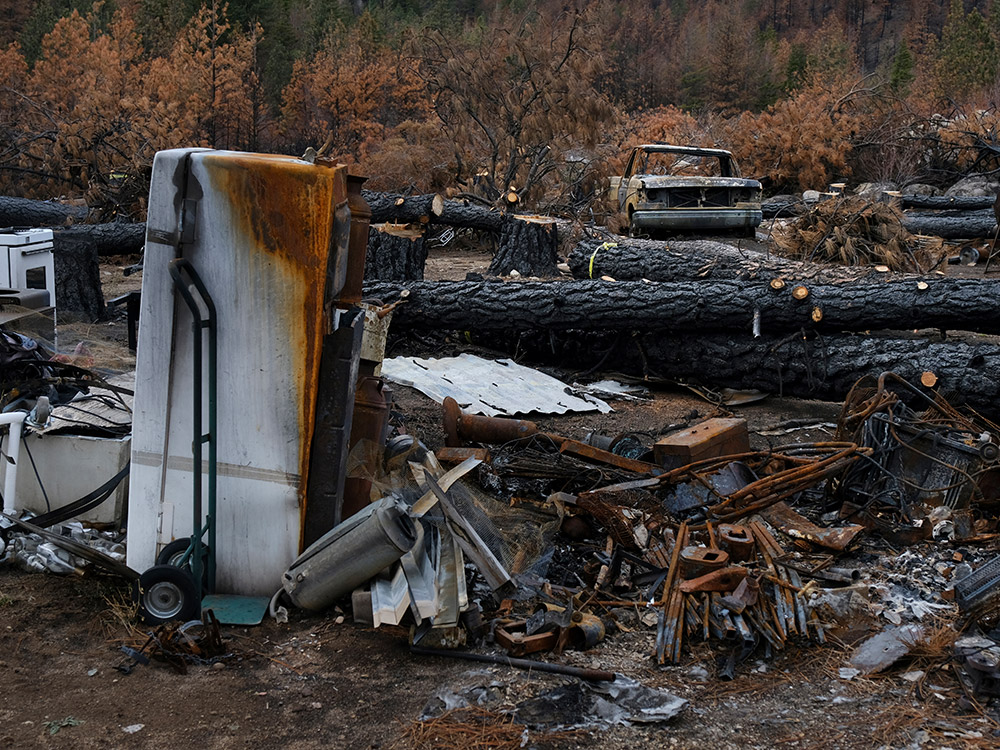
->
126 149 361 596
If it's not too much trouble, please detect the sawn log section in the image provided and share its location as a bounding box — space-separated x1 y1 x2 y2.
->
569 237 916 284
546 332 1000 410
363 277 1000 334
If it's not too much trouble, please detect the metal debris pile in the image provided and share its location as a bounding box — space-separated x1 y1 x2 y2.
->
275 371 1000 703
119 610 232 675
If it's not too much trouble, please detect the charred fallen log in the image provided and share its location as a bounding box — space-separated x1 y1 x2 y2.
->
363 191 443 225
523 330 1000 413
489 216 559 277
903 210 997 239
569 237 913 284
899 195 996 211
52 222 145 257
0 196 90 227
364 277 1000 334
362 191 505 232
434 200 505 232
761 197 804 218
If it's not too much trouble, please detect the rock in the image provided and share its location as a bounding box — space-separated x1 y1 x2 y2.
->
849 624 926 674
944 175 1000 197
855 181 897 197
903 183 940 196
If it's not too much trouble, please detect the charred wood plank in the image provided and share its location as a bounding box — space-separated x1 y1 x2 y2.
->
364 277 1000 334
569 237 913 284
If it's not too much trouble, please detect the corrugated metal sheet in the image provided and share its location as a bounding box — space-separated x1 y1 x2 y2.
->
381 354 610 416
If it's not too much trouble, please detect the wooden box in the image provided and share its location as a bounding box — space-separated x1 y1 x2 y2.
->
654 417 750 469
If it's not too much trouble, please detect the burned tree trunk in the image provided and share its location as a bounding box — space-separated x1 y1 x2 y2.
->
365 224 427 281
0 196 90 227
903 210 997 239
363 191 443 225
900 195 996 210
364 277 1000 335
488 215 559 277
540 331 1000 413
569 237 914 284
52 232 105 320
53 222 145 257
362 190 505 232
434 200 504 232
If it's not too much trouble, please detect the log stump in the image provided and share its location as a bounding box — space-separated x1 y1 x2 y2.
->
489 215 559 277
52 232 105 321
365 224 427 281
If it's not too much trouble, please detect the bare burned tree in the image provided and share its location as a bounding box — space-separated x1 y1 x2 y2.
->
415 7 612 206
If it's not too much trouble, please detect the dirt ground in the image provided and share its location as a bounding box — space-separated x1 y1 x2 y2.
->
1 241 999 750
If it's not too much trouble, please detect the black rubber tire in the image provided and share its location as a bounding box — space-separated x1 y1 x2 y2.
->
156 538 210 587
135 564 200 625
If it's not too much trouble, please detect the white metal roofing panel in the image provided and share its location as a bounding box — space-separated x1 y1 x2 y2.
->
381 353 610 416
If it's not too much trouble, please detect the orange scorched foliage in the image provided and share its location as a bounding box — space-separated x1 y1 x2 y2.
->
279 20 430 160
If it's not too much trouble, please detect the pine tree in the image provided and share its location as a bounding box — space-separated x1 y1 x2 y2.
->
933 0 999 102
889 40 915 96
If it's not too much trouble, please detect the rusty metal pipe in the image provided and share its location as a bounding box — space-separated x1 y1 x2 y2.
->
442 396 538 447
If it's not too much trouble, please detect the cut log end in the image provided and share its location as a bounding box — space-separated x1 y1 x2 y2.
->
770 278 786 291
811 307 823 322
376 223 425 240
921 371 938 388
792 285 809 300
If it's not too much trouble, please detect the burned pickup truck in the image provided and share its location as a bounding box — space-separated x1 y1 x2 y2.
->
610 144 762 237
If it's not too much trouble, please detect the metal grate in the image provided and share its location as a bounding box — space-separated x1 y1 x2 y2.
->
955 555 1000 610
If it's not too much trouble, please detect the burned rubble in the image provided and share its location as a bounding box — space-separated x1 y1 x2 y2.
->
6 158 1000 749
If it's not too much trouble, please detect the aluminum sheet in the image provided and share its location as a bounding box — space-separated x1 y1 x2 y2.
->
381 354 610 416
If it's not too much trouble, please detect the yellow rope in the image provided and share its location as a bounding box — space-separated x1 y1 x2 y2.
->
589 242 617 278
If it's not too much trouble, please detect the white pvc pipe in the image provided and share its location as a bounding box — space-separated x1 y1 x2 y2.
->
1 411 27 514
